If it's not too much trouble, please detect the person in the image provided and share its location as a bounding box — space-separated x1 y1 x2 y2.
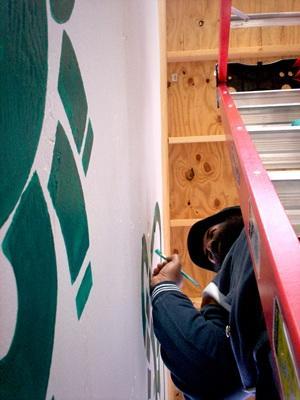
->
151 206 280 400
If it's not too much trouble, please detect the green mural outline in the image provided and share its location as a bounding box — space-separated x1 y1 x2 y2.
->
0 173 57 400
58 30 88 153
150 202 162 264
141 234 149 342
76 263 93 319
82 119 94 175
0 3 97 399
48 122 90 284
141 203 166 400
0 0 48 227
50 0 75 24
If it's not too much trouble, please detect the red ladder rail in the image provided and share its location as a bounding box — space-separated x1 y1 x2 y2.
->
218 0 300 396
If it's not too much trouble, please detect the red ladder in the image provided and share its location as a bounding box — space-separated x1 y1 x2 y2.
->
217 1 300 397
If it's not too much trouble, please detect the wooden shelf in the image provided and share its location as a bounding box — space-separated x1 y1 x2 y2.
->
169 135 226 144
170 218 200 227
168 44 300 63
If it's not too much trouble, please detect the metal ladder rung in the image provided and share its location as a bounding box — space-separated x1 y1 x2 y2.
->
231 11 300 28
285 210 300 235
231 89 300 107
268 172 300 234
259 153 300 170
268 170 300 180
237 103 300 125
246 124 300 132
250 131 300 170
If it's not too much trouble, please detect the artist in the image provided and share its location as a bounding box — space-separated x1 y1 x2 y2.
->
151 206 280 400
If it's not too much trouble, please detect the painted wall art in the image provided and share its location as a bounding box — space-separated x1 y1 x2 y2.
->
141 204 166 400
0 1 164 399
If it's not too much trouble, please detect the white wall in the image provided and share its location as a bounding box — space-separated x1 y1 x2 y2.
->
0 1 165 399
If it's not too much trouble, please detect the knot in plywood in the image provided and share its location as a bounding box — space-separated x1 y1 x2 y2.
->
185 167 195 181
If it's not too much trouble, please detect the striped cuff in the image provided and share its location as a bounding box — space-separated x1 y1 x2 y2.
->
151 283 181 302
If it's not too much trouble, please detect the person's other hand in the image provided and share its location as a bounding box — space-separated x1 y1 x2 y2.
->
151 254 183 288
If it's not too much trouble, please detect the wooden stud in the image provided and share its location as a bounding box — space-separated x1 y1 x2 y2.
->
169 134 226 144
167 44 300 63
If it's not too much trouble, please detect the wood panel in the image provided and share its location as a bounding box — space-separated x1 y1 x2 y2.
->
260 0 300 47
230 0 300 50
170 226 215 298
168 61 223 136
167 0 300 56
167 0 219 51
229 0 262 49
168 45 300 62
169 142 239 219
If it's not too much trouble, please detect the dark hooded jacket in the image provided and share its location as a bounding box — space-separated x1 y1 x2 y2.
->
151 230 280 400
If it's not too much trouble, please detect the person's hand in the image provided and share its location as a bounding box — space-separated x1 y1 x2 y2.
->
151 254 183 288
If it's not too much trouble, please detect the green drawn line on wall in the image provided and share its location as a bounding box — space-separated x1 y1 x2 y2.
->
141 203 166 400
50 0 75 23
76 263 93 319
58 30 88 152
82 119 94 174
141 234 149 342
150 202 162 262
48 122 89 283
0 0 48 227
1 173 57 400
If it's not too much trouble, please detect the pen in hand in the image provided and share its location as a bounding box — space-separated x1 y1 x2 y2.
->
154 249 200 288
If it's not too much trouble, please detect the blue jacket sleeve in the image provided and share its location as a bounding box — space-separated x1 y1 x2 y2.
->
151 282 242 399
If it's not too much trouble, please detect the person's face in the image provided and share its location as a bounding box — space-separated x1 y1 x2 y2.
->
202 222 225 266
202 215 244 269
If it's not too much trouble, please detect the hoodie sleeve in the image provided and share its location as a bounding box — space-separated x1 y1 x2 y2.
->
151 282 242 398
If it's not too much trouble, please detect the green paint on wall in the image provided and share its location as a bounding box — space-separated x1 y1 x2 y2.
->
0 0 48 227
82 120 94 174
76 263 93 319
0 173 57 400
50 0 75 23
48 122 89 283
141 234 149 343
141 203 165 400
58 31 88 152
150 202 162 263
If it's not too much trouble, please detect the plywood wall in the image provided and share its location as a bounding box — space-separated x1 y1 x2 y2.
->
169 142 239 219
168 61 223 136
164 1 300 398
165 0 300 298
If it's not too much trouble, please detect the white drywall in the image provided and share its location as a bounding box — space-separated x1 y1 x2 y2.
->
0 1 165 399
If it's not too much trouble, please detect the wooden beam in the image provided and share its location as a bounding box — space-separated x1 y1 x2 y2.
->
170 218 200 227
169 135 226 144
168 44 300 63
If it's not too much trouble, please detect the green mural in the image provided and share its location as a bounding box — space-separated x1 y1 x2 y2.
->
76 263 93 319
50 0 75 23
58 31 88 152
0 0 48 227
141 203 166 400
82 120 94 175
0 1 97 398
0 173 57 400
48 122 90 284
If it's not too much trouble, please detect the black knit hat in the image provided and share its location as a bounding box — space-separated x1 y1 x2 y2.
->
187 206 242 271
